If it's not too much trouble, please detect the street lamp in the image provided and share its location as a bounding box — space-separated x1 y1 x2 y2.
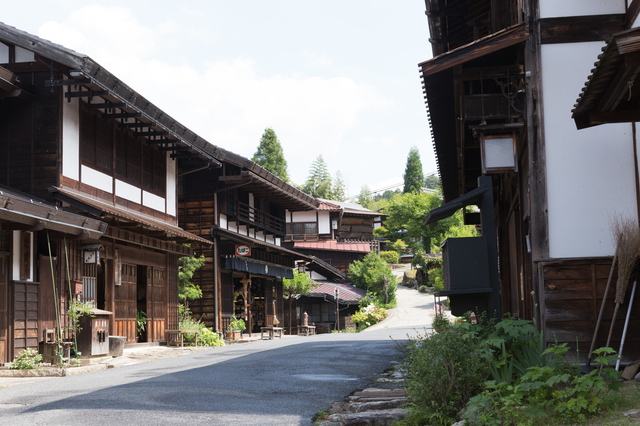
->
335 287 339 331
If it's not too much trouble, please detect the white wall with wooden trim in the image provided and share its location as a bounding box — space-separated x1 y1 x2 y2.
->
318 211 330 234
62 97 80 181
289 211 317 223
542 41 638 258
81 165 113 194
166 155 176 217
540 0 625 18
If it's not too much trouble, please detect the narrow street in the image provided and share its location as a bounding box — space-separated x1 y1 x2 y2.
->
0 284 433 426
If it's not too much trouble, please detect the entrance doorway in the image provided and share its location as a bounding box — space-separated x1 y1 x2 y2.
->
136 265 147 342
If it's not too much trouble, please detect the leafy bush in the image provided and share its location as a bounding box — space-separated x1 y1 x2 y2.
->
351 303 388 330
379 251 400 264
402 326 491 425
418 285 427 293
228 316 245 332
349 253 396 307
11 348 43 370
179 313 202 342
198 327 225 347
466 346 623 425
428 266 444 291
389 239 407 254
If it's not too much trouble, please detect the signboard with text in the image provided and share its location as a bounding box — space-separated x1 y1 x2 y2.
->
235 245 251 256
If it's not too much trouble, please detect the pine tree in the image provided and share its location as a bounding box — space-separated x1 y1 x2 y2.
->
252 128 289 182
357 185 374 209
403 146 424 194
332 171 347 202
302 155 333 198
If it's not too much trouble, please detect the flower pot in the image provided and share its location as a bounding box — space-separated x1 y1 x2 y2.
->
232 331 242 340
225 331 233 339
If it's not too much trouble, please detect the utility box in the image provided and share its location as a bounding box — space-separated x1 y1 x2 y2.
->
442 237 490 291
77 309 111 357
440 237 492 316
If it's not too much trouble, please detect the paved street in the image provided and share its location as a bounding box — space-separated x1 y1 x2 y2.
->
0 285 433 425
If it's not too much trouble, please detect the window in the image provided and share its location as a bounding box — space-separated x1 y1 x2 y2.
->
286 222 317 237
79 104 166 198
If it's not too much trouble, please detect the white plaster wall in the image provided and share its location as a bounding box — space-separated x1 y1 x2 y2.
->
542 41 638 258
540 0 625 18
318 211 330 234
81 165 113 193
290 211 316 222
0 43 8 63
143 190 165 212
634 15 640 28
166 155 176 216
15 47 34 63
12 231 32 281
220 214 227 229
116 179 141 204
62 97 80 181
266 235 275 244
310 271 327 281
275 237 281 246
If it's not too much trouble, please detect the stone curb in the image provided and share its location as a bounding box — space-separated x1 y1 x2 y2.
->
0 364 107 377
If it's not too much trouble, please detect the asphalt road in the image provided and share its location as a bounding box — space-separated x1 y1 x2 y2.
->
0 285 434 426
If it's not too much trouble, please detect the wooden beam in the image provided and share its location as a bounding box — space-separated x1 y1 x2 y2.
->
628 0 640 29
102 112 141 120
134 130 169 137
596 54 640 112
86 102 125 110
45 78 90 87
118 121 154 128
65 89 107 98
157 145 190 152
420 23 529 77
587 110 640 126
540 14 625 44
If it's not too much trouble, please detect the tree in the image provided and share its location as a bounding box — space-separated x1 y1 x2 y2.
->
348 253 396 307
356 185 374 209
252 128 289 182
403 146 424 194
302 155 333 198
332 171 347 202
424 174 441 191
178 252 206 312
283 270 315 334
384 191 463 252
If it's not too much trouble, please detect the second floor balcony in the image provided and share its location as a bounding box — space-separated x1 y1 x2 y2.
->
226 201 286 238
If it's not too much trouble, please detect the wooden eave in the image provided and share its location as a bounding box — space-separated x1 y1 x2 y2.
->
218 166 319 211
419 22 528 202
0 21 224 165
51 186 212 247
572 27 640 129
0 185 106 239
213 227 313 261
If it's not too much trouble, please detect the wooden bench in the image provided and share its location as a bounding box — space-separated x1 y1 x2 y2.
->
298 325 316 336
260 326 283 340
165 330 198 347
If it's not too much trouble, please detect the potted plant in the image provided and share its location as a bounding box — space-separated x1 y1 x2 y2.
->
432 311 449 333
227 316 245 340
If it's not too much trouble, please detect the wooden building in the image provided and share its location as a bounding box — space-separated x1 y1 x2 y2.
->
284 199 383 274
178 152 318 333
419 0 640 362
0 22 219 353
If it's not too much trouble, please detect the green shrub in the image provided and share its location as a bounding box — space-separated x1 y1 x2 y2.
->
379 250 400 264
428 266 444 291
11 348 43 370
198 326 225 347
389 239 407 254
349 253 396 307
351 303 388 329
403 326 491 425
418 285 427 293
179 313 202 342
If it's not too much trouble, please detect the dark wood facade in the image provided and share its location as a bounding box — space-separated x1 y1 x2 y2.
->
178 156 318 332
421 0 640 362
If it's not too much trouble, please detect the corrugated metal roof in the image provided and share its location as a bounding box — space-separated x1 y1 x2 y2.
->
308 282 366 304
294 240 371 253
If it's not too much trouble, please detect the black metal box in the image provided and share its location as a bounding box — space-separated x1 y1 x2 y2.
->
442 237 490 292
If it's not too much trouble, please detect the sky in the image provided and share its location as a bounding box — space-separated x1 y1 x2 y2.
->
2 1 436 199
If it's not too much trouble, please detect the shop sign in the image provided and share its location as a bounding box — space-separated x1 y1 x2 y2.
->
235 245 251 256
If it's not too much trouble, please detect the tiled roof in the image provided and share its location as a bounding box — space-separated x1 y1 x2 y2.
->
294 240 371 253
317 199 342 211
308 282 366 304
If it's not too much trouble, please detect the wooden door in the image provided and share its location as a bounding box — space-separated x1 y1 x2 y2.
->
0 256 8 363
147 268 166 342
114 264 136 342
13 281 39 356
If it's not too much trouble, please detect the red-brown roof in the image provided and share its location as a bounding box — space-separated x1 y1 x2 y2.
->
294 240 371 253
317 199 342 211
308 282 366 304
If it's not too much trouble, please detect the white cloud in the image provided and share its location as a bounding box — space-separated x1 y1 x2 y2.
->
36 4 393 185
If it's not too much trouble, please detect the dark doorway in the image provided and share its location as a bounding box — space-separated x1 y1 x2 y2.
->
96 260 106 311
136 265 147 342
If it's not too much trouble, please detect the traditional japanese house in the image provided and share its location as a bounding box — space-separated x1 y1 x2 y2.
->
419 0 640 361
0 186 106 362
284 199 383 273
298 281 365 333
178 151 319 334
0 22 219 350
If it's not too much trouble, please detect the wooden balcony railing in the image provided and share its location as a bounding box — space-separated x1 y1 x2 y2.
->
284 233 319 242
235 201 286 237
